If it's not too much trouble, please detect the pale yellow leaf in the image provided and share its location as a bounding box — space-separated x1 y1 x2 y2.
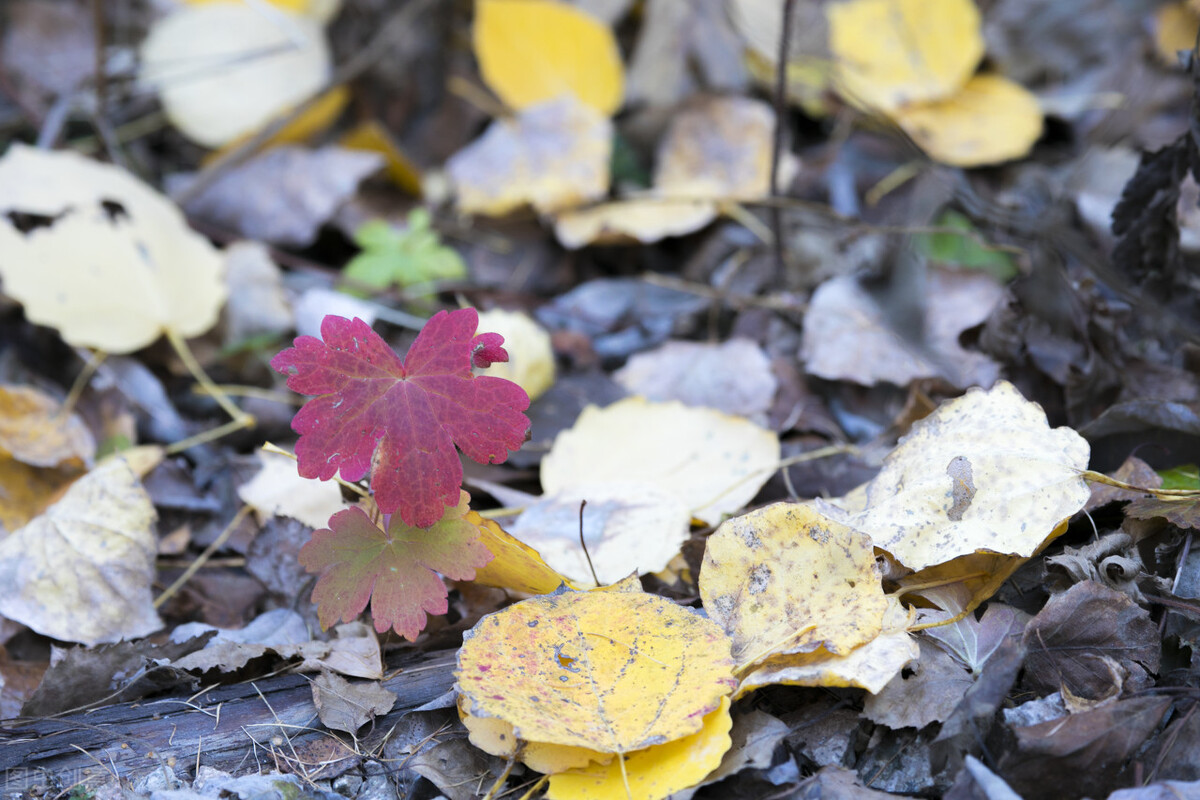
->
891 75 1044 167
700 502 887 669
475 309 556 401
541 397 780 526
456 588 736 752
447 95 612 216
554 198 717 248
140 3 331 147
654 96 779 200
474 0 624 114
0 144 226 352
827 0 983 113
0 458 161 644
237 449 345 529
1153 3 1200 66
547 696 733 800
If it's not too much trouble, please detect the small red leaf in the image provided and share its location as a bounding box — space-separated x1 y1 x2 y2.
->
271 309 530 526
298 491 494 639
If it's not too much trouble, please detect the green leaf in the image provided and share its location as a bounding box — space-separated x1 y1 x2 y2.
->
915 210 1019 282
342 209 467 296
1158 464 1200 491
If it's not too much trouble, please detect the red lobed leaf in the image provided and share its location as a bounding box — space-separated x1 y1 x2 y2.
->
271 309 530 526
298 491 494 639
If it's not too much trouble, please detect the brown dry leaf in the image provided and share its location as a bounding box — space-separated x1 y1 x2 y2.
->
553 198 717 248
0 458 161 645
312 671 396 734
653 96 778 200
456 588 736 752
0 144 225 352
734 597 918 697
863 640 972 729
1126 495 1200 529
700 502 888 669
237 449 345 529
891 74 1044 167
1085 455 1161 511
447 95 612 216
916 586 1030 674
507 483 691 586
541 397 781 526
799 269 1005 389
826 0 984 113
614 339 778 418
1023 580 1160 700
0 385 93 534
841 381 1090 572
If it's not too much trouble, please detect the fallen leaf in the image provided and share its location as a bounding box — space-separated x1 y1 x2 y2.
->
339 120 424 195
459 695 614 773
912 210 1019 282
0 458 161 645
827 0 983 113
0 144 225 352
473 0 624 114
1126 495 1200 529
613 339 778 418
272 309 530 526
175 145 383 247
891 74 1044 167
221 241 295 345
469 513 579 595
843 381 1090 572
553 198 717 248
475 308 557 402
799 268 1005 389
312 671 396 734
508 482 691 586
1023 580 1161 699
674 708 791 797
863 640 973 729
0 384 94 469
299 492 493 639
654 96 780 200
139 2 331 147
541 397 780 526
0 458 78 535
1154 4 1200 66
343 210 466 295
700 502 888 669
918 589 1029 674
237 449 345 530
546 696 732 800
456 588 736 752
447 95 612 216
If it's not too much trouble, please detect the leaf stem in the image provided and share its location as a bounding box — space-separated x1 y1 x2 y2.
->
155 504 253 608
164 328 255 451
1080 469 1200 499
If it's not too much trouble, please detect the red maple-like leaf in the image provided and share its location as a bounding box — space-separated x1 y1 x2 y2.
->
299 492 493 639
272 309 530 527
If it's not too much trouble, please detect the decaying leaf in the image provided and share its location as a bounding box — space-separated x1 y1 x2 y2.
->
0 458 161 645
447 95 612 217
475 308 556 402
237 449 345 530
863 639 972 729
614 339 777 418
473 0 624 115
700 502 888 669
891 74 1044 167
0 458 78 535
139 2 331 147
546 697 732 800
827 0 983 113
459 695 613 774
553 198 717 248
0 144 225 352
842 381 1090 572
299 492 493 639
456 588 736 752
508 482 691 586
0 385 95 469
311 671 396 734
541 397 780 526
653 96 778 200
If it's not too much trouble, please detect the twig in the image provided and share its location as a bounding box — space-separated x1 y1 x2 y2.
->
154 504 253 608
173 0 435 207
768 0 797 281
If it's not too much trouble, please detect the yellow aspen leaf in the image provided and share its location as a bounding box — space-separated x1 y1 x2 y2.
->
0 458 77 535
654 96 779 200
473 0 624 115
456 589 736 752
0 385 95 470
891 75 1044 167
184 0 341 22
546 696 733 800
541 397 780 526
203 86 350 166
0 458 161 645
447 95 612 216
0 144 225 353
469 512 580 595
735 599 917 697
700 502 888 670
140 3 331 147
554 198 717 248
475 309 556 401
842 381 1090 573
339 120 424 196
458 695 612 774
827 0 983 113
1154 3 1200 66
